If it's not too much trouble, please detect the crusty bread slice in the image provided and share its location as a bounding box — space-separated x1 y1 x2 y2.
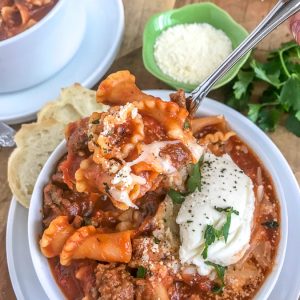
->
38 84 108 123
37 101 82 123
60 83 108 117
8 84 108 208
8 120 65 208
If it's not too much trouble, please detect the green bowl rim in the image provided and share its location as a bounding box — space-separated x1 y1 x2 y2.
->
142 2 251 92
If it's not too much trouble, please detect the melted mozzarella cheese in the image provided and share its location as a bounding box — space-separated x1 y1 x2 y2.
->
128 141 181 173
110 141 181 208
109 187 138 209
185 139 203 162
176 153 255 276
110 140 203 208
110 165 146 208
111 165 147 187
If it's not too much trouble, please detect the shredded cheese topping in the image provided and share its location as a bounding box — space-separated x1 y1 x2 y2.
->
154 23 232 85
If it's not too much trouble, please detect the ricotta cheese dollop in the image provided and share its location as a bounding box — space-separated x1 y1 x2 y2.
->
176 153 255 276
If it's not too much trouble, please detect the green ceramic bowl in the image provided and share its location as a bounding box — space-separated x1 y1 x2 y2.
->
143 2 250 92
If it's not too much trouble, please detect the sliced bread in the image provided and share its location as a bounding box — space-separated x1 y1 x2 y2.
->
8 84 108 208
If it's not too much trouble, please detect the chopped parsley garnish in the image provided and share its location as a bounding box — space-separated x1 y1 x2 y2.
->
168 189 185 204
202 225 216 259
202 207 239 258
211 283 223 294
187 155 204 193
205 261 227 294
183 119 191 129
83 217 92 225
214 207 239 242
153 237 160 244
168 156 204 205
214 206 239 215
103 148 110 154
223 212 233 243
262 220 279 229
136 266 147 278
226 41 300 137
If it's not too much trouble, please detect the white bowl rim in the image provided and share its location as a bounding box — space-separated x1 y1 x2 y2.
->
0 0 65 47
0 0 124 123
28 92 289 300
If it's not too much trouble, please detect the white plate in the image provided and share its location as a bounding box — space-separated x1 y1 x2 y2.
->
0 0 124 124
6 91 300 300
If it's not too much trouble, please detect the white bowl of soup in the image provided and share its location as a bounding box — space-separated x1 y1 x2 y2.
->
0 0 86 93
28 72 287 300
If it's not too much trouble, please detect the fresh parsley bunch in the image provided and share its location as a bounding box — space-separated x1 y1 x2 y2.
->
226 41 300 136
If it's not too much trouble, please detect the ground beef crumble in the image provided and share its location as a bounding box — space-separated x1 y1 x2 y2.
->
95 264 135 300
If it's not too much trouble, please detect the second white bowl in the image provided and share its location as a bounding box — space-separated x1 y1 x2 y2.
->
0 0 86 93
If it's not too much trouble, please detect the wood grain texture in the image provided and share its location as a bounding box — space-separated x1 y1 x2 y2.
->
118 0 175 57
0 0 299 299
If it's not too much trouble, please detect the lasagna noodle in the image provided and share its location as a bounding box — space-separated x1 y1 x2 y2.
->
95 70 205 155
96 70 163 106
133 98 188 140
95 71 189 141
191 115 236 146
1 3 30 27
201 131 236 145
40 216 75 258
60 226 133 266
40 217 134 266
88 107 145 163
191 115 227 134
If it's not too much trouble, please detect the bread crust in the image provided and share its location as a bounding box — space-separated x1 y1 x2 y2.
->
7 84 108 208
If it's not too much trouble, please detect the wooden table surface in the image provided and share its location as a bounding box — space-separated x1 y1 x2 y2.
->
0 1 299 299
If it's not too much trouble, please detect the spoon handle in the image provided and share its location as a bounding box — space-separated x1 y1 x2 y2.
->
188 0 300 116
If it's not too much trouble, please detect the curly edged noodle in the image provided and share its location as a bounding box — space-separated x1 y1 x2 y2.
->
40 216 133 266
191 115 236 146
40 216 75 258
75 70 203 210
88 104 145 163
201 131 236 145
191 115 226 134
96 70 189 141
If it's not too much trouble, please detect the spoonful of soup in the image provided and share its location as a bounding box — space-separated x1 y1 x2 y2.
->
187 0 300 116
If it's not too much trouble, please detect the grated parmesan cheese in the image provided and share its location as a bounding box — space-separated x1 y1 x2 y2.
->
102 103 139 136
154 23 232 85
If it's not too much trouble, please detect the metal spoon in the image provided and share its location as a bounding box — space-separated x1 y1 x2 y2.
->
187 0 300 116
